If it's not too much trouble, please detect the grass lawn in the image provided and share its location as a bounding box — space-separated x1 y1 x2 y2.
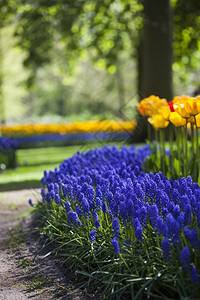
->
0 141 130 191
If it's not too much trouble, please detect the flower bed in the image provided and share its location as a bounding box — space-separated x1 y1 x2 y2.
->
138 95 200 184
0 120 137 135
34 144 200 299
1 120 137 148
10 131 135 148
0 137 18 169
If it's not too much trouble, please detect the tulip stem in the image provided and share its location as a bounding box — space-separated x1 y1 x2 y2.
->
185 120 188 177
159 130 162 172
178 127 182 177
195 116 200 183
160 129 165 175
147 121 151 142
180 126 186 177
155 129 159 162
191 123 194 156
163 129 166 175
169 124 174 176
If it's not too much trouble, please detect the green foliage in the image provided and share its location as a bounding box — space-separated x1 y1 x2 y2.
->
2 0 200 121
31 61 128 119
14 6 54 87
9 0 143 87
0 0 16 27
0 24 30 121
0 148 16 169
173 0 200 88
8 0 199 101
173 0 200 66
1 21 137 122
143 125 200 185
2 0 200 85
33 192 200 299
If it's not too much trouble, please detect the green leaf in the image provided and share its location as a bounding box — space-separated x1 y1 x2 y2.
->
198 170 200 186
188 154 196 171
174 158 180 177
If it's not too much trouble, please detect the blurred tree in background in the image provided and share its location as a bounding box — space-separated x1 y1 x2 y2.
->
0 0 200 124
13 0 142 121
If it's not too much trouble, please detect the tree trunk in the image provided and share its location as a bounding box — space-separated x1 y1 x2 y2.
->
141 0 173 101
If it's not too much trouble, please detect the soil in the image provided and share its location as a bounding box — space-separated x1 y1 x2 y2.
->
0 189 93 300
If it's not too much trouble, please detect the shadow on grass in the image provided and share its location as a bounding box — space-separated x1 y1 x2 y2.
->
0 180 41 192
17 160 64 168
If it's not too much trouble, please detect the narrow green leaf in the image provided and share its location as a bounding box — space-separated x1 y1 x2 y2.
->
174 158 180 177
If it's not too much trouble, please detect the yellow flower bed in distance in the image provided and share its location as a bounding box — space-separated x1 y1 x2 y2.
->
0 120 137 136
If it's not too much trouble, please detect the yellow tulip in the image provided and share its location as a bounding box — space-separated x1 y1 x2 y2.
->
137 95 168 117
148 114 169 130
172 95 190 103
173 102 191 119
195 113 200 127
185 98 200 116
172 95 200 118
169 112 186 127
188 116 195 124
158 105 171 120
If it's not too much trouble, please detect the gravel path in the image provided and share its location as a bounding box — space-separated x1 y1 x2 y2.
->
0 189 91 300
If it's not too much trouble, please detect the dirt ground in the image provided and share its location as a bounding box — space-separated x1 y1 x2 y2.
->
0 189 92 300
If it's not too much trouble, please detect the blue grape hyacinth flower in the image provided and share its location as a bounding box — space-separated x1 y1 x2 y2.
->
181 247 190 271
111 237 121 254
